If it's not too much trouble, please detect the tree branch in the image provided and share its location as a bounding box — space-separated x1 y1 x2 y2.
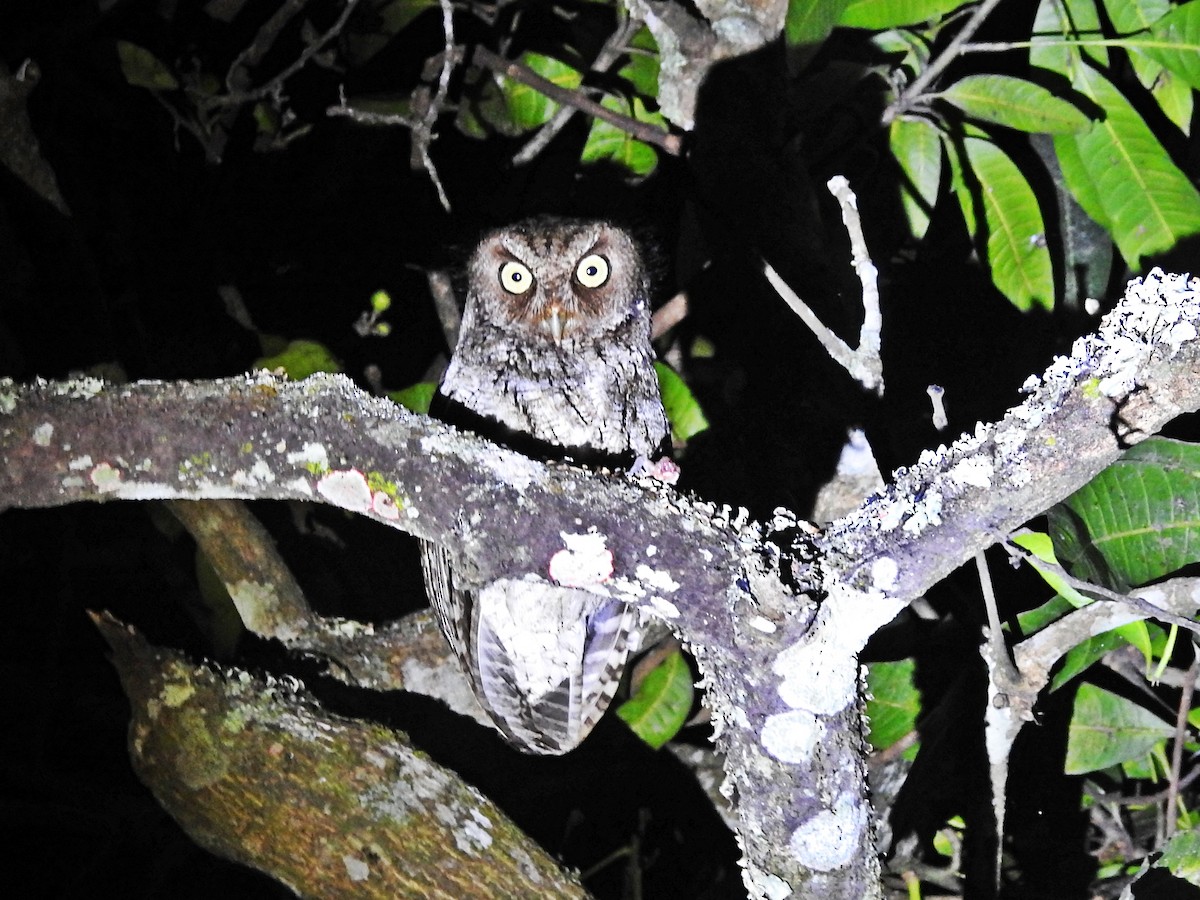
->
3 269 1199 898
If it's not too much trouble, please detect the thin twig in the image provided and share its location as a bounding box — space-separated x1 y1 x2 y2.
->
210 0 362 109
412 0 455 212
1165 648 1199 837
512 13 643 165
224 0 312 94
472 45 682 156
763 177 884 394
650 291 688 340
1005 542 1200 638
884 0 1005 124
978 550 1020 684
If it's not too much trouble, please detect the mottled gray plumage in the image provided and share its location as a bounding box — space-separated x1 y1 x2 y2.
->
421 217 669 754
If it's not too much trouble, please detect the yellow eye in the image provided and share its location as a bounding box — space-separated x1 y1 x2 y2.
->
575 254 609 288
499 261 534 294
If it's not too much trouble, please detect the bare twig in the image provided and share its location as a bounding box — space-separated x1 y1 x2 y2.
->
1005 543 1200 638
1165 648 1199 837
650 290 688 339
472 45 682 156
884 0 1005 124
411 0 455 212
512 13 643 165
210 0 362 109
763 176 884 394
224 0 312 94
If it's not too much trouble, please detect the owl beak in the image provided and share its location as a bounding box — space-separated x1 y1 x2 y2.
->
546 304 569 343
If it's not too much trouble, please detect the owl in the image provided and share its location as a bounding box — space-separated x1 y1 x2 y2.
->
420 217 670 754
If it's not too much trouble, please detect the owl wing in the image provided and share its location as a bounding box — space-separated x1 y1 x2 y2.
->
419 538 640 755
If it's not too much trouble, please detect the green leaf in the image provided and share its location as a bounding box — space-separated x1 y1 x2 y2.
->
1049 437 1200 589
1012 531 1092 607
1105 0 1170 33
581 95 664 177
786 0 850 45
1065 683 1174 774
1055 65 1200 269
940 75 1092 133
1031 0 1107 69
865 658 921 758
388 381 437 414
117 41 179 91
1051 129 1112 232
838 0 963 29
654 361 709 444
619 26 660 97
500 53 583 130
962 135 1054 311
616 648 693 749
890 115 943 239
1148 63 1195 133
1144 1 1200 91
254 340 341 380
1051 629 1133 691
1159 829 1200 887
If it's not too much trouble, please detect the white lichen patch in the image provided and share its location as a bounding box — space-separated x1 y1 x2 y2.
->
32 422 53 446
745 867 793 900
788 795 868 872
372 492 401 520
286 442 329 469
548 530 614 587
231 459 275 487
747 614 777 633
90 462 123 493
342 854 370 882
635 563 681 592
69 454 93 471
760 709 823 764
316 469 373 512
648 596 681 619
947 456 993 489
455 808 494 853
870 557 898 592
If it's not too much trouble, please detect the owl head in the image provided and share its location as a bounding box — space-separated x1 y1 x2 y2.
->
464 217 650 344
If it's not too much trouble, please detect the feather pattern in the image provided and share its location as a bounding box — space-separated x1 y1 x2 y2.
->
420 217 668 754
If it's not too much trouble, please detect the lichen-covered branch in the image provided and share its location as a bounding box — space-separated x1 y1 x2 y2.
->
3 270 1198 898
92 612 587 898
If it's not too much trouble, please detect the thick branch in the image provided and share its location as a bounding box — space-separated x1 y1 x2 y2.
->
3 270 1198 899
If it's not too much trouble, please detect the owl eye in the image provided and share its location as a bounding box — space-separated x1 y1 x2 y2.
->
574 254 610 289
499 261 534 294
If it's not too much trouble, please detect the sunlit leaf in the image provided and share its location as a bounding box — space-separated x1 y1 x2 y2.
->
1049 437 1200 589
962 135 1054 310
619 26 660 97
786 0 850 44
839 0 962 29
1144 1 1200 91
1065 683 1174 774
1031 0 1107 69
616 648 693 749
941 74 1092 133
654 361 709 444
388 382 437 414
500 53 583 130
865 658 921 758
254 340 341 380
890 115 943 239
1055 65 1200 268
581 95 664 176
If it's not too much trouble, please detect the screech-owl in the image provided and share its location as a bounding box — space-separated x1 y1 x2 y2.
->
420 216 670 755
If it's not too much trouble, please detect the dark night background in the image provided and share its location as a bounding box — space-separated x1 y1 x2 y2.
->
2 1 1198 897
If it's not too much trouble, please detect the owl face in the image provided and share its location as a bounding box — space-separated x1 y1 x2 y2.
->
465 218 648 344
